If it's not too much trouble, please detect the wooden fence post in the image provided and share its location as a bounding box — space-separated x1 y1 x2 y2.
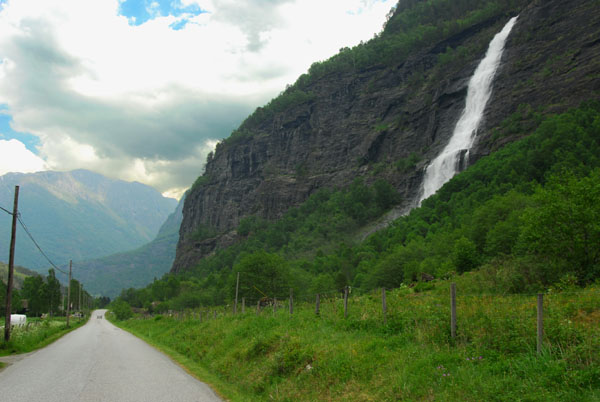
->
450 283 457 339
382 288 387 325
537 293 543 355
344 287 349 318
315 293 320 316
273 297 277 314
242 297 246 314
234 272 240 314
256 300 260 315
289 288 293 315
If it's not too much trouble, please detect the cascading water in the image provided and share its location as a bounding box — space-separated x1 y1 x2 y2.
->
419 16 518 204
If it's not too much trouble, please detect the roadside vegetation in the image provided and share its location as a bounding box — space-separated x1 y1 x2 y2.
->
1 269 109 356
0 316 88 357
114 280 600 401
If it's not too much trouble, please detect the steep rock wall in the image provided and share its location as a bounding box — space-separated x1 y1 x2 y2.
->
172 0 600 273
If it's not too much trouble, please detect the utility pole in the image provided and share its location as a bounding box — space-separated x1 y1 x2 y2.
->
66 260 72 327
4 186 19 342
79 282 82 312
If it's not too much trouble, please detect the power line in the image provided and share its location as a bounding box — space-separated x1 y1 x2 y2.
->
0 205 12 215
16 213 68 276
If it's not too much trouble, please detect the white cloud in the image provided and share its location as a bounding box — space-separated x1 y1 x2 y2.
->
0 139 46 175
0 0 394 196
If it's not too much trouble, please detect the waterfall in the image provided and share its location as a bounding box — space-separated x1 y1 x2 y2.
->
419 16 518 204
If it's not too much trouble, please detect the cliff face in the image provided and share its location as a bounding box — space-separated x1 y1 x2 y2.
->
473 0 600 158
172 0 600 273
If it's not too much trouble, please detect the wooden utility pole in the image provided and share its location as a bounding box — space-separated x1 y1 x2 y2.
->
4 186 19 342
79 282 82 312
66 261 72 327
234 272 240 314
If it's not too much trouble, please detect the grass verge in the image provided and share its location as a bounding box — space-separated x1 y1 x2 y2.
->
0 316 89 356
113 282 600 401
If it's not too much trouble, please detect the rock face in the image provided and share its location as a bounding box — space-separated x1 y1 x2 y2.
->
172 0 600 273
473 0 600 159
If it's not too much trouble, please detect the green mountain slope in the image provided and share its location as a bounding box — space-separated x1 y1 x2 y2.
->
0 169 177 271
74 195 185 297
120 0 600 308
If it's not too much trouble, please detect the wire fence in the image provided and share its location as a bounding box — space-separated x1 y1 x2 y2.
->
137 283 600 356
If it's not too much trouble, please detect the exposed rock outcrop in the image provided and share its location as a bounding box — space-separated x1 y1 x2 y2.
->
172 0 600 273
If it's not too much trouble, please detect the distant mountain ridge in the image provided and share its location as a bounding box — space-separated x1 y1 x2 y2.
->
0 169 177 272
74 194 185 297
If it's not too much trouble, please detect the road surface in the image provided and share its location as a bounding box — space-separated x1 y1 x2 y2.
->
0 310 222 402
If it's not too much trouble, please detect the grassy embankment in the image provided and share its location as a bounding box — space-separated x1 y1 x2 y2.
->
0 315 89 358
113 277 600 401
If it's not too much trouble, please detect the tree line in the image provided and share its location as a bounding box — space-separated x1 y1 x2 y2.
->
1 268 108 317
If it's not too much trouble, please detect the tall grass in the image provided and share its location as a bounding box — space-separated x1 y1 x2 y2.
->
115 282 600 401
0 316 87 356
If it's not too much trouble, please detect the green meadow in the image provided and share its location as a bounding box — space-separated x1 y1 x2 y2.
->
113 279 600 401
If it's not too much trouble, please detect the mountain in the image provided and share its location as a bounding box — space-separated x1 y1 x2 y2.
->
0 169 177 272
172 0 600 273
0 261 40 289
73 194 185 297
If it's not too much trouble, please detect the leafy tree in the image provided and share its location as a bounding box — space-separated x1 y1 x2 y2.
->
111 299 133 320
21 275 47 316
374 179 401 211
97 296 111 308
233 251 290 301
452 237 480 273
518 170 600 283
46 269 61 316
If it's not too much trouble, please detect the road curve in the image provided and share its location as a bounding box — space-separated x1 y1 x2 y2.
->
0 310 222 402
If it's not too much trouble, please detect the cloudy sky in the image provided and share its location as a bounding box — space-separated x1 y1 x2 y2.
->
0 0 394 199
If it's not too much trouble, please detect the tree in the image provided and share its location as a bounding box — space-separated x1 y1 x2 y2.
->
46 269 61 316
452 237 479 273
374 179 400 211
233 251 290 301
111 299 133 320
21 275 47 317
518 170 600 283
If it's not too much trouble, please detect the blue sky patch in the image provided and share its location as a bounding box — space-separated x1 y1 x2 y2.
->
119 0 207 27
0 108 41 153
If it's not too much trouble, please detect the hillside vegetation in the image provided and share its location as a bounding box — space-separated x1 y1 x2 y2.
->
119 102 600 310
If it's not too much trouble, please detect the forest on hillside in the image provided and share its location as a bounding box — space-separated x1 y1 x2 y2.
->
119 102 600 311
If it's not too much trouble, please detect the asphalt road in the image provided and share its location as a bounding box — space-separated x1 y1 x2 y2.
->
0 310 222 402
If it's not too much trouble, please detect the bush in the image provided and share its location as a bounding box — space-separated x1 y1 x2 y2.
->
111 299 133 320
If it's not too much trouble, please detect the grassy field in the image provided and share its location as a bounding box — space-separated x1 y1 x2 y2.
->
113 280 600 401
0 316 88 356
